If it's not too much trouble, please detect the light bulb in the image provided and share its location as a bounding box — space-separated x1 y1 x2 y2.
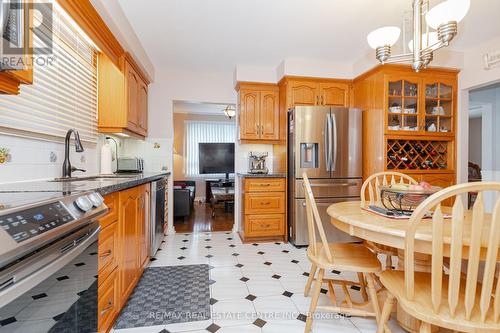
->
426 0 470 29
408 32 439 52
367 26 401 49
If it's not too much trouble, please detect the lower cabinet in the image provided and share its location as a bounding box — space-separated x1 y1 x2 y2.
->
97 183 151 333
239 177 286 242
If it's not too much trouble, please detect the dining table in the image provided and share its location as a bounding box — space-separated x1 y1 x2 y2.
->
326 200 494 333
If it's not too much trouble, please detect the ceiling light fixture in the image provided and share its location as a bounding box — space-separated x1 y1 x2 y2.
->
367 0 470 71
223 105 236 119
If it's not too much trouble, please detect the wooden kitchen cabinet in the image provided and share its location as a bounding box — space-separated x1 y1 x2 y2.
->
98 184 151 332
98 53 150 139
281 77 351 108
138 183 150 269
237 83 280 143
239 177 286 242
118 186 141 305
353 64 458 186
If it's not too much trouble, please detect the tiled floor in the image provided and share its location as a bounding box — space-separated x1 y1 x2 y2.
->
113 232 405 333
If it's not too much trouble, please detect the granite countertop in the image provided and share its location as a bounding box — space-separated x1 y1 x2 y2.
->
236 173 286 178
0 172 171 197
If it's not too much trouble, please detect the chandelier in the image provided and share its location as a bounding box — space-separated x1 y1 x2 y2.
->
367 0 470 71
223 105 236 119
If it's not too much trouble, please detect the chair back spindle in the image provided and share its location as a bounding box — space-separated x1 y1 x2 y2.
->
361 172 418 208
303 173 333 263
404 182 500 324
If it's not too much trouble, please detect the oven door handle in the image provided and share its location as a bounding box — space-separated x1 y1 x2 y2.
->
0 224 100 308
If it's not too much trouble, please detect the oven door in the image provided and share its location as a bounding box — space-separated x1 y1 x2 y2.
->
0 222 100 333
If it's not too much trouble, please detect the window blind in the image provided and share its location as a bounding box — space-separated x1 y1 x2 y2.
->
0 1 98 143
185 121 236 176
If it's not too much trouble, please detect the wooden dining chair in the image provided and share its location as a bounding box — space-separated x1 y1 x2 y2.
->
360 172 419 270
302 173 382 333
377 182 500 333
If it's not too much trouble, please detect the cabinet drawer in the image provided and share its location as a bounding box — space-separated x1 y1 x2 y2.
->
98 222 117 284
245 214 285 237
244 192 285 214
244 178 285 192
98 269 118 333
100 193 118 229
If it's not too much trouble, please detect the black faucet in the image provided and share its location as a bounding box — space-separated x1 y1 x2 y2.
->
62 129 86 178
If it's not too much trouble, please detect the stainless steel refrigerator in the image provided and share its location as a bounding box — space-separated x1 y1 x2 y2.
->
288 106 362 246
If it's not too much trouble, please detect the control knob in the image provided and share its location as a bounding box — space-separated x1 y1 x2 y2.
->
75 196 93 212
88 192 104 207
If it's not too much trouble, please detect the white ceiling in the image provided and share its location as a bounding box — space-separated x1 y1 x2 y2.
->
173 101 235 116
117 0 500 73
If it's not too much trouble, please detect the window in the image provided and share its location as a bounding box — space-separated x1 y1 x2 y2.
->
0 2 98 143
185 121 236 176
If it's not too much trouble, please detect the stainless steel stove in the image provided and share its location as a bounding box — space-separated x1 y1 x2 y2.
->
0 190 108 332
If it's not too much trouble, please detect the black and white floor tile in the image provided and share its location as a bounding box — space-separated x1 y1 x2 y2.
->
112 232 405 333
0 243 98 333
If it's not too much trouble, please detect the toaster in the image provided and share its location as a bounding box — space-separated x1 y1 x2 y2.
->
117 157 144 173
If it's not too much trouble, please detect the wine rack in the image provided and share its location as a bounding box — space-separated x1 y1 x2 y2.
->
386 139 450 171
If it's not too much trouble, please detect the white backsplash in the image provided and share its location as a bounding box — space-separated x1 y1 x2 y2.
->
121 137 172 173
0 134 100 183
235 143 274 174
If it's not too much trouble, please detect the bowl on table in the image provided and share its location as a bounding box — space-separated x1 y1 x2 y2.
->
379 183 442 214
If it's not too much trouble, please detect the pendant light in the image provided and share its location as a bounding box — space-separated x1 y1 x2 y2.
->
367 0 470 71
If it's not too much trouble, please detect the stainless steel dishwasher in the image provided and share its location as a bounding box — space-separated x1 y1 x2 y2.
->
150 177 166 256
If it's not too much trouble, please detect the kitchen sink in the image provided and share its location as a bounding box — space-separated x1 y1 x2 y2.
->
50 175 139 182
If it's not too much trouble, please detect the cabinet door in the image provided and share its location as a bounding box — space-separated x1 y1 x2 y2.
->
138 80 148 135
319 82 349 106
118 188 140 304
288 81 319 106
126 64 140 131
423 78 455 135
138 184 150 269
239 89 260 140
259 90 280 140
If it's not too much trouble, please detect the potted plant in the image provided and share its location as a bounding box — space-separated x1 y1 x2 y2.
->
0 148 10 164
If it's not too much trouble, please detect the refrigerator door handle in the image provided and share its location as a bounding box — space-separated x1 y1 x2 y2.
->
324 113 331 171
331 113 338 172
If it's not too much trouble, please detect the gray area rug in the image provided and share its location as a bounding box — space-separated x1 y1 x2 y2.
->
114 265 210 329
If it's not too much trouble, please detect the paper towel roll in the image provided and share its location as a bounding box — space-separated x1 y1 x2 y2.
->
100 143 113 174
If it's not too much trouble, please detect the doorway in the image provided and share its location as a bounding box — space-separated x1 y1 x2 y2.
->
172 101 236 233
468 82 498 211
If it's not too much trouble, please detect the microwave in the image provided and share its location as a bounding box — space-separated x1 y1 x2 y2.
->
1 0 26 70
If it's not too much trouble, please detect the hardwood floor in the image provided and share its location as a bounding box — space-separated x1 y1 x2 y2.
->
174 201 234 233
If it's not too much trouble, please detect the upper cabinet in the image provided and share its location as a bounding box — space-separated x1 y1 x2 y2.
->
282 78 351 108
98 53 150 139
384 72 456 136
237 83 281 143
0 1 34 94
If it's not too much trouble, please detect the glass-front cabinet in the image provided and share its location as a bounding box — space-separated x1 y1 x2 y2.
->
387 79 419 132
424 80 454 134
385 76 454 136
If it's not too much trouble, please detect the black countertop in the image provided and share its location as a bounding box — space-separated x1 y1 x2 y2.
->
236 173 286 178
0 172 170 210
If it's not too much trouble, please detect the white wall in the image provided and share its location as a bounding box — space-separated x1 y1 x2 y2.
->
468 117 482 166
457 36 500 183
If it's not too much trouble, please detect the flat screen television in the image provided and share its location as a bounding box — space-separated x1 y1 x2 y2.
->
199 143 235 179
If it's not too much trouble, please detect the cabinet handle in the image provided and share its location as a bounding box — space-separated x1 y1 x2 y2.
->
100 300 113 316
257 183 270 186
99 250 112 259
261 202 271 205
321 95 324 104
316 95 319 105
260 125 264 135
256 124 260 135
